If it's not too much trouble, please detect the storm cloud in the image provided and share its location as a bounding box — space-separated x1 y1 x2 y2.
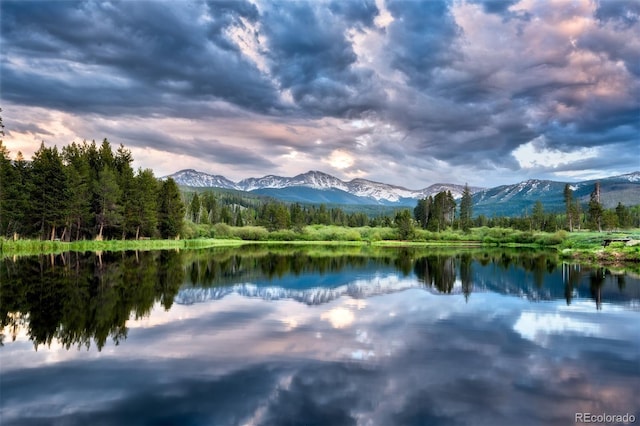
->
1 0 638 186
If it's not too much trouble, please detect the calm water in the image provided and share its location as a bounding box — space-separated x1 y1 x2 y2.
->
1 246 639 426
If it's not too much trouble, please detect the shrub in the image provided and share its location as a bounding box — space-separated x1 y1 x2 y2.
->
483 236 498 245
514 231 536 244
182 222 198 239
377 227 398 240
269 230 299 241
367 231 382 242
212 223 232 238
232 226 269 241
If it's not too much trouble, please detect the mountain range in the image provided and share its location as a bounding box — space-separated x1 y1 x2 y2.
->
165 169 640 216
167 169 482 205
472 172 640 216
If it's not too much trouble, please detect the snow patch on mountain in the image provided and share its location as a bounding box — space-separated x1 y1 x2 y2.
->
165 168 639 208
165 169 482 204
166 169 238 189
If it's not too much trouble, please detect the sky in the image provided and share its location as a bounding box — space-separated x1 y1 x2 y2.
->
1 0 639 188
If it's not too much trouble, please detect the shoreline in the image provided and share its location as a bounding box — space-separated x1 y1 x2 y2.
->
2 236 638 268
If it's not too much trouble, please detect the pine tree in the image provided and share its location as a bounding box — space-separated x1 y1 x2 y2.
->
615 202 630 229
532 201 545 231
290 203 305 231
62 142 92 240
130 169 159 239
459 184 473 232
114 144 135 238
189 192 201 223
158 178 185 238
0 140 17 236
414 198 429 229
94 167 122 240
588 182 603 232
563 184 575 232
29 143 69 240
395 209 415 240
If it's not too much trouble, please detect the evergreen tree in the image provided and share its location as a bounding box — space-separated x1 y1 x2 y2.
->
114 144 135 238
563 184 575 232
94 168 122 240
157 178 185 238
261 202 290 230
316 204 330 225
615 202 630 229
602 209 618 231
425 191 455 232
414 198 429 229
189 193 201 223
532 201 545 231
0 141 18 236
220 205 233 225
98 138 115 171
130 169 159 239
290 203 305 231
62 142 92 240
201 191 218 224
588 182 603 232
234 207 244 227
459 184 473 232
395 209 415 240
29 143 69 240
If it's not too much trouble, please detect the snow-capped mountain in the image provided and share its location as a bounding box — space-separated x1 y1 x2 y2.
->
473 179 561 204
472 173 640 216
165 169 639 211
239 171 350 192
166 169 238 190
166 169 480 205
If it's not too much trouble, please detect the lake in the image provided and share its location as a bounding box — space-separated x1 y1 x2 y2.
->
1 246 639 426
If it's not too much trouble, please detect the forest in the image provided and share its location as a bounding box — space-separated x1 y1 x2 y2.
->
1 139 638 243
0 139 184 241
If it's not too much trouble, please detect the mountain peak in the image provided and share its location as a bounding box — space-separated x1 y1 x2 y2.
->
619 171 640 182
168 169 238 189
164 168 488 204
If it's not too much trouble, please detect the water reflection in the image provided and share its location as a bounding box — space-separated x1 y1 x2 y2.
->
1 246 639 426
0 250 184 349
1 246 638 351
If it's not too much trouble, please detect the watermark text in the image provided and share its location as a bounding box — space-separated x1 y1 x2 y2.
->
576 413 636 424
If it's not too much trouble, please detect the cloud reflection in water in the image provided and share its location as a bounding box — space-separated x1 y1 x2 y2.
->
1 257 639 426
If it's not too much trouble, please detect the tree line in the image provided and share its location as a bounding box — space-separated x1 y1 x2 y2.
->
185 190 381 231
0 139 185 240
184 184 482 238
465 183 638 232
413 185 474 233
1 133 636 242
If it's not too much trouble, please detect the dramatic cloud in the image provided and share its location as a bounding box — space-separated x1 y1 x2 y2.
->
1 0 638 187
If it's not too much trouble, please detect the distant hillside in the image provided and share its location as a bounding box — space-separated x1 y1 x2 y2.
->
166 169 640 217
472 172 640 217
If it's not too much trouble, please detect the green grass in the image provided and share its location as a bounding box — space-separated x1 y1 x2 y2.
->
557 230 640 264
0 238 246 257
4 226 639 264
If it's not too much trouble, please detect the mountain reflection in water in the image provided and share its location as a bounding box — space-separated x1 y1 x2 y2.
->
1 246 638 426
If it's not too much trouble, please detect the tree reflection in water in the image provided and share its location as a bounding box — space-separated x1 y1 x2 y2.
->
1 250 184 350
1 246 637 350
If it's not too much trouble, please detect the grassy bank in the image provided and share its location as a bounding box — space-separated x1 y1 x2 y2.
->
183 223 570 245
0 238 246 257
558 231 640 264
3 226 639 264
